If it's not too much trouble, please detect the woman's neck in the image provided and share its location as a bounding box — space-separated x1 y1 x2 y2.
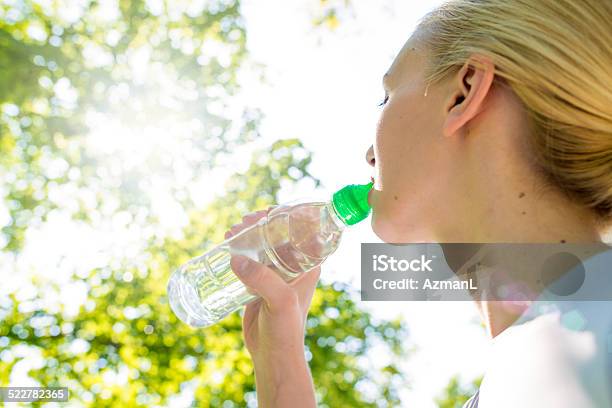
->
476 223 607 338
438 167 604 337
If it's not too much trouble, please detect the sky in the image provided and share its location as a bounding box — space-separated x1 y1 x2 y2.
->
238 0 490 406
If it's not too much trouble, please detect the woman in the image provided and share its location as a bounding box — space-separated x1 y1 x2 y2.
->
227 0 612 406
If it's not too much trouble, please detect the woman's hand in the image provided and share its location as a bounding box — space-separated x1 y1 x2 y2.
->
225 209 319 408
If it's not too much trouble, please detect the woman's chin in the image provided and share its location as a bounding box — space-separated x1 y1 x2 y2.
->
371 214 410 243
371 209 434 243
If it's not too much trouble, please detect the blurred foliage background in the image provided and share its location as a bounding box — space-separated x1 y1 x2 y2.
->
435 375 482 408
0 0 477 406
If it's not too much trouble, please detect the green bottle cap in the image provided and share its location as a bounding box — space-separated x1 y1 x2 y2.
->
332 182 373 226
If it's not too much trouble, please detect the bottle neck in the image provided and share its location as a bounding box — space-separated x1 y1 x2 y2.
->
326 200 348 231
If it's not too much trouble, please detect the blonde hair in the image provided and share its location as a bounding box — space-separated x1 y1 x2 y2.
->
418 0 612 224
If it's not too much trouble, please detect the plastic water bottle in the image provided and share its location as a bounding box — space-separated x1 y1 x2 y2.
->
167 182 373 327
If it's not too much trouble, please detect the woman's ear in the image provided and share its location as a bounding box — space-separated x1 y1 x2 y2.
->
443 56 495 138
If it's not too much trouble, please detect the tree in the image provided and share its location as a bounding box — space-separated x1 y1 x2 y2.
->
0 0 254 252
312 0 354 30
1 1 411 406
0 139 410 406
435 375 483 408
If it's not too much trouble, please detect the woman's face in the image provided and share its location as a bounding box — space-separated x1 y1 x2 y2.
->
366 33 453 243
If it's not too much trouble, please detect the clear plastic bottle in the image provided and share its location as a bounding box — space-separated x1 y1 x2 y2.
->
167 182 373 327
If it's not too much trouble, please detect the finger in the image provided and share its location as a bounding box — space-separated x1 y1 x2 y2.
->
231 205 279 238
242 210 267 223
230 224 244 235
290 266 321 295
230 255 297 312
242 297 263 335
290 267 322 314
273 241 301 274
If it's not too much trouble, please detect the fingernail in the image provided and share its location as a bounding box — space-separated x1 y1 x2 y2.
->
233 256 250 275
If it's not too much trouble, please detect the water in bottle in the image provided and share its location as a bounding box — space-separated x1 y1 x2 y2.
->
167 182 372 327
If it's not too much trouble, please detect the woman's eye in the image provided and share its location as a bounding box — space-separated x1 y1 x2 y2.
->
378 94 389 107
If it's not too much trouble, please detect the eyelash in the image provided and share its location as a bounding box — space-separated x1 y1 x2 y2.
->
378 94 389 107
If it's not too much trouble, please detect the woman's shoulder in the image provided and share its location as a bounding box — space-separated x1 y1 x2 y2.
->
478 308 612 407
475 246 612 407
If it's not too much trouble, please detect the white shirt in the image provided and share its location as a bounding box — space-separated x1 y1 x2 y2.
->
476 249 612 407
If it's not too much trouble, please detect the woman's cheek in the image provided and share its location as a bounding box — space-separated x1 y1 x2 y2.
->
370 188 409 243
369 87 436 242
371 113 410 240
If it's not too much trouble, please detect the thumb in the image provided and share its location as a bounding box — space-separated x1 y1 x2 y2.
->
289 266 321 317
230 255 297 312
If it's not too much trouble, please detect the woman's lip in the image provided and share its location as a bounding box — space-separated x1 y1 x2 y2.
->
368 178 375 206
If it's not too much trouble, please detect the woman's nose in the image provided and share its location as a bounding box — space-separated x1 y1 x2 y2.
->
365 145 375 167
